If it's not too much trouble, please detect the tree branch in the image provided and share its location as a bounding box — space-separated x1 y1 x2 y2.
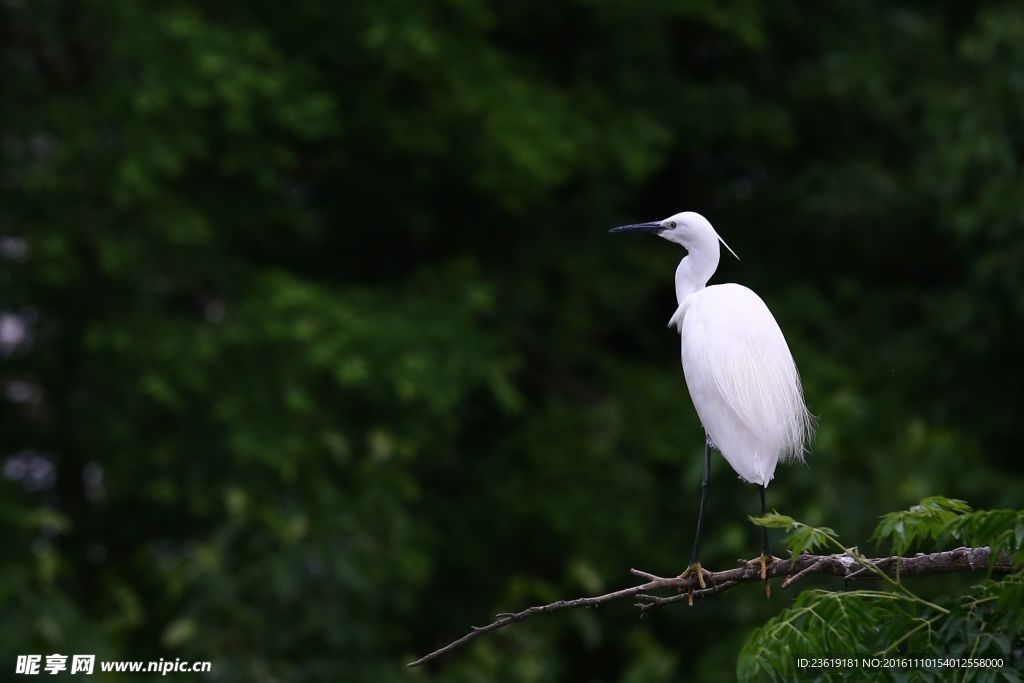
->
408 546 1016 667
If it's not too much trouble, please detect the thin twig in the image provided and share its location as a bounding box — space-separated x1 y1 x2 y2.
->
636 579 740 611
406 580 664 667
781 557 828 589
408 547 1015 668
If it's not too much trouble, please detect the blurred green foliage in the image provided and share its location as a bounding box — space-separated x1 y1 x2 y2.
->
2 1 1023 681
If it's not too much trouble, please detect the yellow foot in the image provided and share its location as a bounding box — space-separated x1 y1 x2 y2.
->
746 553 778 579
746 554 778 598
676 561 711 590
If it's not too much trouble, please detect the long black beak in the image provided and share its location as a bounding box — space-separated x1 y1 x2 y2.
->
609 221 664 234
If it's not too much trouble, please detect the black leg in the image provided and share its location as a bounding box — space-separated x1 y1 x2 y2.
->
759 484 772 596
760 485 768 557
688 441 712 566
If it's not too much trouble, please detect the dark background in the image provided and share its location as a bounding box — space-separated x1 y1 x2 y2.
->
2 1 1023 680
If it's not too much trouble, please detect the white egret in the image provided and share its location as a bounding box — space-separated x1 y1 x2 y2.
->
611 211 813 592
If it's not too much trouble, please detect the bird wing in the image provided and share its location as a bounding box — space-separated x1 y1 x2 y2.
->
680 284 812 468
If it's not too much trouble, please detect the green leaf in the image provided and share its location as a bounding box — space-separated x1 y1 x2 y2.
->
749 512 798 529
871 497 973 554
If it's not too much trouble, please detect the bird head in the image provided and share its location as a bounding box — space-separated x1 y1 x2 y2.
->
609 211 739 260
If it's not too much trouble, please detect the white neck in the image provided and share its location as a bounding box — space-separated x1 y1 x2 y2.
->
673 230 720 305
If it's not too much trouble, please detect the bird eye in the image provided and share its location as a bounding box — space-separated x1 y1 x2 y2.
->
668 221 677 229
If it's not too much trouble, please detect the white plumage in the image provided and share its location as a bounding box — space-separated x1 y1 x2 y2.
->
674 283 810 484
614 211 813 487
